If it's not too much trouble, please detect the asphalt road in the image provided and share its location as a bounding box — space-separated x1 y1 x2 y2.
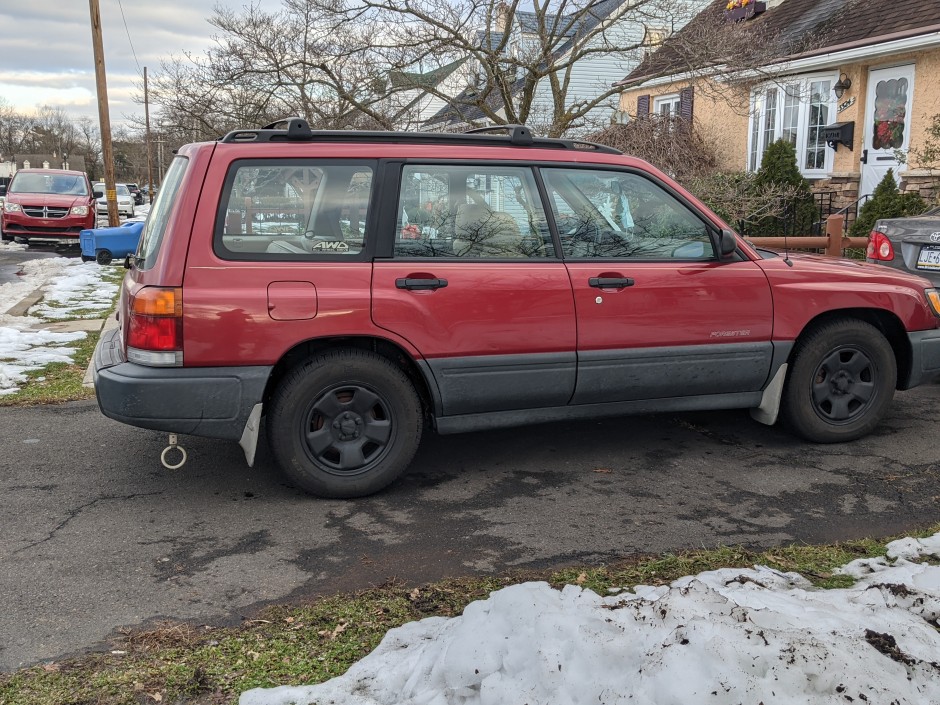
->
3 386 940 671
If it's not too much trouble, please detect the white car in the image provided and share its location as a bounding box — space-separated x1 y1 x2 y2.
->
93 182 135 218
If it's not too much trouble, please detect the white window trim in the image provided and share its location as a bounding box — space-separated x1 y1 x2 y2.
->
745 72 838 178
653 93 681 118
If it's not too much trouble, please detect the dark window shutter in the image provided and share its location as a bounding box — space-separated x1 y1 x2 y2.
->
636 94 650 119
679 87 694 123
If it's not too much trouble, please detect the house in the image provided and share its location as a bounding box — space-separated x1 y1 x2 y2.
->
616 0 940 208
424 0 708 136
385 58 470 131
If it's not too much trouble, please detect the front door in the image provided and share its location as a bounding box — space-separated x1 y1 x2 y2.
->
539 167 775 404
861 64 915 198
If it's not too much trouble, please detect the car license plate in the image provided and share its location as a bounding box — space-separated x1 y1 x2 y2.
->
917 246 940 270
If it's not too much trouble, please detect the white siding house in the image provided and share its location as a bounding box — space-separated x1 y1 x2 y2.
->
424 0 707 136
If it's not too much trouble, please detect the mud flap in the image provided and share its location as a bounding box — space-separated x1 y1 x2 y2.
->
238 403 263 466
750 363 787 426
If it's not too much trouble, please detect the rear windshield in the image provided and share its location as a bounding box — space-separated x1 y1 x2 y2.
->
136 156 188 269
10 172 88 196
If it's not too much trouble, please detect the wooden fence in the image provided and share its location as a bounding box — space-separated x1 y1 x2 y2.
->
746 215 868 256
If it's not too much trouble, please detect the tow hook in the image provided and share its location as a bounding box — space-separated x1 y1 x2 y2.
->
160 433 188 470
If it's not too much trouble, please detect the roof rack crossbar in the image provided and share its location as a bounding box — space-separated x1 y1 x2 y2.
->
218 117 620 154
464 124 534 146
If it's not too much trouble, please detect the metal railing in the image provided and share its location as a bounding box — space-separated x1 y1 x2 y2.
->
746 214 868 256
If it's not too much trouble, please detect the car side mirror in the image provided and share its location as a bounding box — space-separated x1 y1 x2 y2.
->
719 229 737 259
94 190 103 199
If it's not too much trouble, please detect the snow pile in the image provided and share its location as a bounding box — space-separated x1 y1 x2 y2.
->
0 256 118 394
242 534 940 705
27 260 119 320
0 315 85 395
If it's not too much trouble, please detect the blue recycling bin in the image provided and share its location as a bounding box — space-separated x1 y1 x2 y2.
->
80 221 145 265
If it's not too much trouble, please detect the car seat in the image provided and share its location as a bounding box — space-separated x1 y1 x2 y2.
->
453 203 526 257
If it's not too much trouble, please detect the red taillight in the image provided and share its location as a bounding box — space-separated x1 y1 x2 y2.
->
127 287 183 362
128 315 182 351
867 231 895 261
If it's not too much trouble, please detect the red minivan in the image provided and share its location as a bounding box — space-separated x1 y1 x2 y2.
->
1 168 97 243
93 119 940 498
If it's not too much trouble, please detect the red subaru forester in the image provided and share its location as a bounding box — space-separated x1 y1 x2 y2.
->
93 119 940 498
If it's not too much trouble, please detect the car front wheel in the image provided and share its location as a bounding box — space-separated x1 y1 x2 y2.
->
781 319 896 443
266 349 423 498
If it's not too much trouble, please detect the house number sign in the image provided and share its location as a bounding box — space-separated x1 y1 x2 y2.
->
838 96 856 114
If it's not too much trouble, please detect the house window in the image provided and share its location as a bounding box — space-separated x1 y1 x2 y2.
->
747 75 835 176
653 94 681 118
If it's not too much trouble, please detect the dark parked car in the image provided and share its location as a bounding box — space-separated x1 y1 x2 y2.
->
126 182 144 205
867 206 940 285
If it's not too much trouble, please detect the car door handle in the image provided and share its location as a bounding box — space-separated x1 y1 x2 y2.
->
396 277 448 290
588 277 634 289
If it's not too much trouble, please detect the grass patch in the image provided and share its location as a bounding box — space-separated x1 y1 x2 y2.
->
0 330 100 406
0 262 123 406
2 526 937 705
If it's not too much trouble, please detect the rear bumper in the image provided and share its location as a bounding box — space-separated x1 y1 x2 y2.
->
904 328 940 389
93 327 272 441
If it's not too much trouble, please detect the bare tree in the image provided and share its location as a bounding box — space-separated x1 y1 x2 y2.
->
142 0 707 140
300 0 704 137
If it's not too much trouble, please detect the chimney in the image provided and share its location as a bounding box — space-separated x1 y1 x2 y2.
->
496 2 510 32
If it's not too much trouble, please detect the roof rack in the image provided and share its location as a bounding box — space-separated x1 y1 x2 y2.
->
218 118 621 154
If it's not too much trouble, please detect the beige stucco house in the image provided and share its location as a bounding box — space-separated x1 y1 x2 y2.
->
615 0 940 209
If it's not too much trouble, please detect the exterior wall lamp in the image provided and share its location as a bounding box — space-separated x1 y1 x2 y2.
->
833 73 852 99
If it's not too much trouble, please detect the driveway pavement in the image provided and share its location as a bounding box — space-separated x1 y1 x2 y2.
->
3 383 940 671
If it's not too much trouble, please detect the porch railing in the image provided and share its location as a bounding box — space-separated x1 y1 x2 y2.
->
746 214 868 256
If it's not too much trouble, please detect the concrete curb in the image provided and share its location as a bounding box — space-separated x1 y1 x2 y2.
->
6 287 45 317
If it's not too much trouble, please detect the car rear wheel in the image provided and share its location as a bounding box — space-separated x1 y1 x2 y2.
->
266 349 423 498
781 319 896 443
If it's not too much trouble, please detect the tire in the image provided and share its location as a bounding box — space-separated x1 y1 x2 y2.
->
781 319 896 443
266 349 423 498
96 249 113 265
0 228 11 242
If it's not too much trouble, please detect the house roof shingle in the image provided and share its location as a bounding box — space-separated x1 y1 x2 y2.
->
620 0 940 86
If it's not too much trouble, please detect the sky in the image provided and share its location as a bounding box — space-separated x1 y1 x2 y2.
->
0 1 282 127
242 533 940 705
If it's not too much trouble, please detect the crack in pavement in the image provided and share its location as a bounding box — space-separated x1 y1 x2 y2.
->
12 491 164 554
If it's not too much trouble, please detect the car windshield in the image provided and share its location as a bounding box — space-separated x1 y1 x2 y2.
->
116 184 130 196
10 173 88 196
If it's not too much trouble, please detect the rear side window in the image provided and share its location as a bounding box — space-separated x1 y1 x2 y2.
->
216 161 374 259
395 164 553 258
136 156 188 269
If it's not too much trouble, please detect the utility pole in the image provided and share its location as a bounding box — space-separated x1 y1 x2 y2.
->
144 66 154 204
88 0 120 227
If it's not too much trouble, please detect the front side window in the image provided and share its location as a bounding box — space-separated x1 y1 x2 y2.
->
395 164 552 258
541 168 713 260
217 161 373 259
748 75 835 176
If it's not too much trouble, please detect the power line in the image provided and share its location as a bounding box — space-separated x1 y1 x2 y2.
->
117 0 142 77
